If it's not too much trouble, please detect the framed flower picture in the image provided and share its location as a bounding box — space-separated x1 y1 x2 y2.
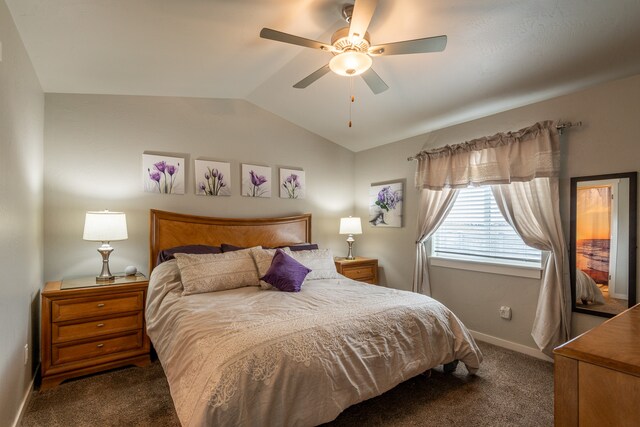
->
369 181 403 227
279 168 305 199
143 154 184 194
195 160 231 196
242 164 271 198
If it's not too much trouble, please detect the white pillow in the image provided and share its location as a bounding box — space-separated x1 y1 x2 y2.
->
250 247 292 290
175 248 260 295
288 249 339 280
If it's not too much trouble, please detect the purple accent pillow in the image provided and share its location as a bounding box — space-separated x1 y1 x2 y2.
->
261 249 312 292
280 243 319 252
157 245 222 265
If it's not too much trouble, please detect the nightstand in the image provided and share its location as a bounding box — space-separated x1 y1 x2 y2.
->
40 274 151 390
334 257 379 284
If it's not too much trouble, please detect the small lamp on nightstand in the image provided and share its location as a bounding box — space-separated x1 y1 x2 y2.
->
339 216 362 260
83 210 128 281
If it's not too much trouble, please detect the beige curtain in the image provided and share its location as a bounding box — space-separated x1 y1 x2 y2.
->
413 187 458 294
412 120 569 354
491 179 569 355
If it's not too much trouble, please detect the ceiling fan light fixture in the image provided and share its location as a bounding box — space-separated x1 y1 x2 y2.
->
329 51 372 76
259 0 446 93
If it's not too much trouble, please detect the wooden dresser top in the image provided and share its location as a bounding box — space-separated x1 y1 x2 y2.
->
554 303 640 376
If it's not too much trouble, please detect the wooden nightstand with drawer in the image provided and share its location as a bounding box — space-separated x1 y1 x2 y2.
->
40 274 151 390
334 257 379 285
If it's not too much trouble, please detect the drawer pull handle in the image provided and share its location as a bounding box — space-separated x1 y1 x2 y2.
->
96 343 104 348
97 303 105 308
96 323 105 328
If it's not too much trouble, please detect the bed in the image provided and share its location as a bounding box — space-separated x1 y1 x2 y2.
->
145 209 483 426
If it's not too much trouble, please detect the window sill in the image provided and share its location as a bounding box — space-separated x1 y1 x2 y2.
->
429 256 542 279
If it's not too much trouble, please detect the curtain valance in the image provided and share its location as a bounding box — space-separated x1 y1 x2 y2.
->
414 121 559 190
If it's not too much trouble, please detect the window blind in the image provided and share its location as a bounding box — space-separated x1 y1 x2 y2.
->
432 186 541 266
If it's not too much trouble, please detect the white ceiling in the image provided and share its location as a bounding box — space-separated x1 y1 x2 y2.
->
6 0 640 152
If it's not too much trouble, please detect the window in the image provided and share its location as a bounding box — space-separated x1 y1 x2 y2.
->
431 186 542 269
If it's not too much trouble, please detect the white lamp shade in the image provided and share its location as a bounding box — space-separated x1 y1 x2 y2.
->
339 217 362 235
83 211 128 242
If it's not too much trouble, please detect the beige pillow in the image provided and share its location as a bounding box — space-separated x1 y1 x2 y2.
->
250 247 292 290
288 249 339 280
175 248 260 295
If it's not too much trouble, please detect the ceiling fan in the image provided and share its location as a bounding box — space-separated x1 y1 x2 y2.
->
259 0 447 94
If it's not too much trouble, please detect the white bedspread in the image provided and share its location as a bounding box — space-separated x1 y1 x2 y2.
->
146 260 483 427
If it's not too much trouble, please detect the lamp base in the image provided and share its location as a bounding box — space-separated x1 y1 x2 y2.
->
345 236 355 260
96 243 115 282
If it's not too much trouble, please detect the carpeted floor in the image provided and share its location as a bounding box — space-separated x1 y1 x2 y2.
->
21 341 553 426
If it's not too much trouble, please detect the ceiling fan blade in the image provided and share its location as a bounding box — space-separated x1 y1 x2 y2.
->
361 68 389 94
369 35 447 56
260 28 335 52
293 64 332 89
349 0 378 41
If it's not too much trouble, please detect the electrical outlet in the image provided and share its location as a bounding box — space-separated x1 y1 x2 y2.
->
24 344 29 365
499 306 512 320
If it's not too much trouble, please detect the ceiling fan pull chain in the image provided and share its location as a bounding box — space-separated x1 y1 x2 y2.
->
349 77 354 128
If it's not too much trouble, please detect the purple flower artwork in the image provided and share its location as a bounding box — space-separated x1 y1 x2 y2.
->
142 154 185 194
195 160 231 196
279 168 305 199
242 164 271 198
369 181 403 227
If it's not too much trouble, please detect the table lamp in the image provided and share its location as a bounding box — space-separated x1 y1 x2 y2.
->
83 210 128 281
339 216 362 260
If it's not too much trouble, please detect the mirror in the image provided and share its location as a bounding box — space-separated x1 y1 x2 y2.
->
570 172 637 317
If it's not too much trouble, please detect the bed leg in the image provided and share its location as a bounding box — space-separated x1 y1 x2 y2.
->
443 360 459 374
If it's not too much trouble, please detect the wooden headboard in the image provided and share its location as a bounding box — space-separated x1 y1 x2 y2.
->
149 209 312 273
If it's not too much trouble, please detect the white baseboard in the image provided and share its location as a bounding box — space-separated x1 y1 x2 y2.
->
12 368 37 427
469 330 553 362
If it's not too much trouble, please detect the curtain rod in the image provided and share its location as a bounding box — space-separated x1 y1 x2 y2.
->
555 120 583 135
407 120 583 161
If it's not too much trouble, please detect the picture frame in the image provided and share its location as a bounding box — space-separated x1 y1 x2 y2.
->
279 168 305 199
369 180 403 227
143 154 185 195
195 160 231 196
242 164 271 198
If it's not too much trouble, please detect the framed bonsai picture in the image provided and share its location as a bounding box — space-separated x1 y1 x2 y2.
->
369 180 403 227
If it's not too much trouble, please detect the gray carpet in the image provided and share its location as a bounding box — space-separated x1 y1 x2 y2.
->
21 341 553 426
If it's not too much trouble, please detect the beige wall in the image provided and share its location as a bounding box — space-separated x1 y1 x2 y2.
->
355 74 640 350
0 1 44 425
43 94 355 282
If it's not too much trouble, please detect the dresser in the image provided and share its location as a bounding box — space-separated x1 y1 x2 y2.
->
334 257 379 284
553 304 640 426
40 274 151 390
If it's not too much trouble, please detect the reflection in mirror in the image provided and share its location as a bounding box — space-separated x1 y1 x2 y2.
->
570 172 637 318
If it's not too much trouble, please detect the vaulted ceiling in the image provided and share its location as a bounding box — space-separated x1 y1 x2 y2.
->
6 0 640 151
